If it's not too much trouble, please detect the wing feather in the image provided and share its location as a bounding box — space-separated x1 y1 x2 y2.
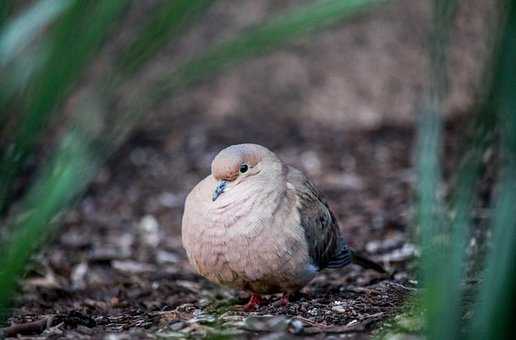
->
286 166 351 270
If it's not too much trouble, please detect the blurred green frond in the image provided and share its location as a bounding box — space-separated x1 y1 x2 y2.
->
117 0 213 77
416 0 488 339
0 129 100 317
0 0 73 117
0 1 129 213
154 0 386 97
416 0 516 339
0 0 72 67
416 1 456 339
0 0 13 27
469 1 516 338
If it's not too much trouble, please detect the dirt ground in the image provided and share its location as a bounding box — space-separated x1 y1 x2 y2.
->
1 0 493 338
3 115 425 339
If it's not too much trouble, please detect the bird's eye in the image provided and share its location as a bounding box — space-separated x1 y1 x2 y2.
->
240 164 248 173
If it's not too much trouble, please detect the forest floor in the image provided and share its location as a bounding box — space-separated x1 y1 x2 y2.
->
1 113 460 339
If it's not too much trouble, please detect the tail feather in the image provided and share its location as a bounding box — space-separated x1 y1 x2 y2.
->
325 242 387 274
326 243 352 269
350 250 387 274
324 240 353 269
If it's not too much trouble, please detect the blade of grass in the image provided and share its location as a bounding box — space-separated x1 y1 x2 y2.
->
0 48 46 105
0 1 129 214
459 0 507 279
0 0 73 66
0 0 13 27
0 90 138 323
469 156 516 340
0 130 101 322
439 140 484 338
416 1 464 339
116 0 212 77
469 1 516 338
0 91 114 322
0 0 73 120
415 94 444 339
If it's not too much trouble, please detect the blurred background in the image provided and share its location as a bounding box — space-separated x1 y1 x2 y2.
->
0 0 514 339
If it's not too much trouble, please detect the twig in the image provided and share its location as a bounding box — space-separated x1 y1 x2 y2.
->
1 316 55 337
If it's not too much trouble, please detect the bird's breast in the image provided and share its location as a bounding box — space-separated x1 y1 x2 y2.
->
182 189 316 293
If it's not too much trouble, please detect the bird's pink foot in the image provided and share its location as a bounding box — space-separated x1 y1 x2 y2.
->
280 293 289 306
244 293 262 312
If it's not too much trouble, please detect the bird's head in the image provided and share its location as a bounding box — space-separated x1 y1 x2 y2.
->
210 144 277 201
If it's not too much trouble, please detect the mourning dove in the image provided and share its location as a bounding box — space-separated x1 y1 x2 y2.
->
182 144 385 311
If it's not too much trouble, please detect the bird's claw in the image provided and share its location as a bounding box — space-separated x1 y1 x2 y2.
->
243 293 262 312
280 293 289 307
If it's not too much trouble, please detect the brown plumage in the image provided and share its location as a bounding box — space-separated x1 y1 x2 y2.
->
181 144 385 310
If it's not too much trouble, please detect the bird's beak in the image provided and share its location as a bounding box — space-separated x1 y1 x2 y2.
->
212 180 227 201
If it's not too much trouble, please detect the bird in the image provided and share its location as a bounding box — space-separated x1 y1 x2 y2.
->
181 143 386 311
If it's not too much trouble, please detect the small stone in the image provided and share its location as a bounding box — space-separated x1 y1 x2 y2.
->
156 250 179 264
112 260 155 273
288 319 304 334
71 262 88 289
219 313 243 322
300 150 322 176
198 298 210 307
345 319 359 327
308 308 319 316
154 331 186 338
168 321 186 331
138 215 160 247
332 306 347 313
243 315 288 332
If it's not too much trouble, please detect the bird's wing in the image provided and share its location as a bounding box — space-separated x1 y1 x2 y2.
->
286 166 351 270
